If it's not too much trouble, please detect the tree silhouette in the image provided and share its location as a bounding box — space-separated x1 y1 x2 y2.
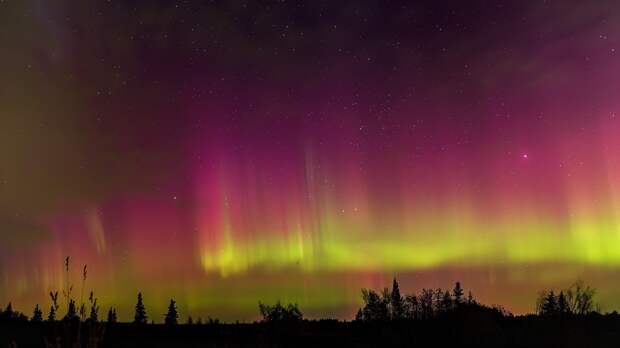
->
538 291 558 316
441 290 453 313
433 289 445 314
390 278 405 320
187 316 194 325
536 280 598 316
3 302 14 320
107 308 117 323
420 288 434 319
134 292 148 324
32 304 43 322
63 299 79 322
47 306 56 322
0 303 28 322
258 301 303 322
405 294 419 319
359 289 389 321
165 299 179 325
453 282 464 305
565 280 596 315
557 291 569 315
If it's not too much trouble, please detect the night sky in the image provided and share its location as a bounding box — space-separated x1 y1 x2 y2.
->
2 0 620 321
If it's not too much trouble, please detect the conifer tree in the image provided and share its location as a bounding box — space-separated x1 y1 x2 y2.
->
47 306 56 322
32 304 43 322
390 278 405 320
165 299 178 325
557 291 569 314
453 282 464 305
134 292 148 324
64 299 78 321
540 291 558 316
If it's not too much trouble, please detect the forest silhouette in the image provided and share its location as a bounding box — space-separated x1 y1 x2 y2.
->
0 258 617 347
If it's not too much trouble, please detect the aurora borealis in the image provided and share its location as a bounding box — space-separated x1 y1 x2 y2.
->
2 0 620 321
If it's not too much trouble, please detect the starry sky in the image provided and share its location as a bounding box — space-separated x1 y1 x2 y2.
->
2 0 620 321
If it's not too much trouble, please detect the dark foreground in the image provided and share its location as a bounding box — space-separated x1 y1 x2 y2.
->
2 314 620 348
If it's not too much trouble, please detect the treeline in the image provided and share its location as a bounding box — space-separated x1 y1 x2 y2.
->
0 258 604 325
354 279 509 321
535 280 597 316
0 279 602 325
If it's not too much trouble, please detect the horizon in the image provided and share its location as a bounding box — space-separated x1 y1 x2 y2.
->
2 0 620 322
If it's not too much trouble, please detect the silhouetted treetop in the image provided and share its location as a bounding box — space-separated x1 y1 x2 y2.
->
453 282 464 304
390 278 405 320
357 280 499 322
31 304 43 322
536 280 598 316
258 301 303 322
134 292 148 324
165 299 179 325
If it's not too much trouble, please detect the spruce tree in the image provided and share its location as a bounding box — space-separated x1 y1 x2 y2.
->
453 282 464 305
165 299 179 325
557 291 569 315
64 299 78 321
47 306 56 322
134 292 147 324
541 291 558 316
390 278 405 320
32 304 43 322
